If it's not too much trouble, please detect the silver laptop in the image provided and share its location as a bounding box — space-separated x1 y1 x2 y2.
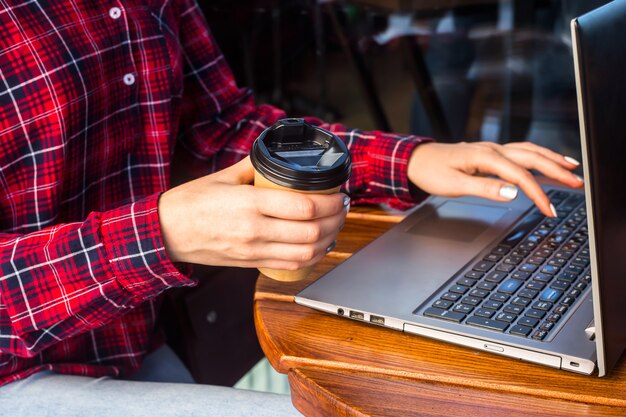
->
295 0 626 377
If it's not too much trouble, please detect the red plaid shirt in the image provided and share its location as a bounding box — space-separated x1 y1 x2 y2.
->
0 0 430 386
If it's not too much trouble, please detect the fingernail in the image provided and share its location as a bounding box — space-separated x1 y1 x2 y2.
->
499 185 518 201
339 222 345 231
326 240 337 253
574 174 584 183
550 203 558 218
565 156 580 166
343 195 351 207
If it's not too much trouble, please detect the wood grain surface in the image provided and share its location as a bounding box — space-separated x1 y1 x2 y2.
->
254 207 626 416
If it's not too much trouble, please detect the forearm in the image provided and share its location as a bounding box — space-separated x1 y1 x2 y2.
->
0 194 195 357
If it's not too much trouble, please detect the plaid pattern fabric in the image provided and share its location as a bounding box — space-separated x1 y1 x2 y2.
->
0 0 431 386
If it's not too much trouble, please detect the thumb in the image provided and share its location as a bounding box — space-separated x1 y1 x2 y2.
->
214 156 255 185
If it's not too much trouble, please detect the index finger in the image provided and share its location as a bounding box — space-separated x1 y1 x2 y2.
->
253 187 350 220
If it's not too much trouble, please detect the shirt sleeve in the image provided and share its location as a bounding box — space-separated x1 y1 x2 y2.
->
175 0 433 211
0 193 195 357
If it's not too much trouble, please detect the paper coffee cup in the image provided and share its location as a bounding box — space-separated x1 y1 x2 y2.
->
250 118 351 282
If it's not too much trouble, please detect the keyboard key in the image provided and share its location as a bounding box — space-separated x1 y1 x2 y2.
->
528 256 546 265
571 257 590 267
465 271 484 280
519 263 538 273
518 289 538 299
424 307 465 323
457 278 477 287
533 273 552 283
557 272 577 282
541 265 560 275
491 246 510 256
495 312 517 323
495 263 515 273
511 296 531 307
526 281 545 291
466 316 509 332
546 313 562 323
525 309 546 319
547 258 567 268
503 304 523 315
532 301 552 311
518 317 539 328
490 293 510 303
474 308 495 318
540 322 555 331
449 285 469 295
550 280 570 291
473 261 495 272
477 281 497 291
433 300 453 309
510 325 532 337
484 253 502 262
461 296 481 307
560 296 575 306
469 289 488 298
482 300 503 310
511 271 531 281
554 305 568 315
539 288 563 303
485 271 508 283
532 330 549 341
441 292 461 302
503 255 523 265
454 304 474 314
498 279 523 294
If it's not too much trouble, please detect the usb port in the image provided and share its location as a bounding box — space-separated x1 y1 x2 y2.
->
349 310 364 320
370 315 385 325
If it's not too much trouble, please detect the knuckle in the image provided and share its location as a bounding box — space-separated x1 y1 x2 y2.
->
237 244 257 261
284 261 302 271
297 197 317 218
300 246 317 263
305 225 322 243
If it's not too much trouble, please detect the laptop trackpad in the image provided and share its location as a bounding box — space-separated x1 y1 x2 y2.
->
406 201 509 243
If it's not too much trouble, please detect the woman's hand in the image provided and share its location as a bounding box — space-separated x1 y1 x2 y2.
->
158 157 348 270
407 141 584 217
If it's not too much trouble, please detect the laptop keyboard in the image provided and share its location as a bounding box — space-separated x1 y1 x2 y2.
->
419 190 591 342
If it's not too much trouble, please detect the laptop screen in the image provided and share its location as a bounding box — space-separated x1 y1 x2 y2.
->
572 0 626 376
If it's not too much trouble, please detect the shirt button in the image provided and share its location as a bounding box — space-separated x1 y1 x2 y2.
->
109 7 122 19
123 73 136 86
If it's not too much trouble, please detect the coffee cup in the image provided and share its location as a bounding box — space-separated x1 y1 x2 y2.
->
250 118 352 281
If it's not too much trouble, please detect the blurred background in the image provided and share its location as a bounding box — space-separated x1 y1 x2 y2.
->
171 0 611 396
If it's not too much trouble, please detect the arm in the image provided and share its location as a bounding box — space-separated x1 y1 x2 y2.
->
174 0 431 211
0 194 194 357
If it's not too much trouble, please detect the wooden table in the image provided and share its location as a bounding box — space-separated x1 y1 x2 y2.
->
254 206 626 416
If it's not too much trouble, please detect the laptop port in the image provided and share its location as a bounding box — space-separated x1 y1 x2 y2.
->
370 315 385 325
349 310 364 320
570 361 580 368
337 308 345 316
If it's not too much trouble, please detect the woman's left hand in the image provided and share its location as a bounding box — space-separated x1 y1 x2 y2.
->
407 141 584 218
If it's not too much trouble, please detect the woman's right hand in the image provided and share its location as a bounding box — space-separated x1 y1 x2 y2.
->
158 157 349 270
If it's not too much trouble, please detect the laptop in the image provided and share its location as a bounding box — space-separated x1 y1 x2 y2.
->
295 0 626 377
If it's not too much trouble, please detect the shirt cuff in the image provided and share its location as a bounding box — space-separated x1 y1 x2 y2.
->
101 194 196 301
347 132 433 211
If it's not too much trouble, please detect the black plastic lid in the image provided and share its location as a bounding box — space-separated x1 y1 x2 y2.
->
250 118 351 191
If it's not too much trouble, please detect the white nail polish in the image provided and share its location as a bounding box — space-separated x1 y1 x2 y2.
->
326 240 337 253
574 174 584 182
550 203 558 218
343 195 350 207
565 156 580 166
499 185 518 200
